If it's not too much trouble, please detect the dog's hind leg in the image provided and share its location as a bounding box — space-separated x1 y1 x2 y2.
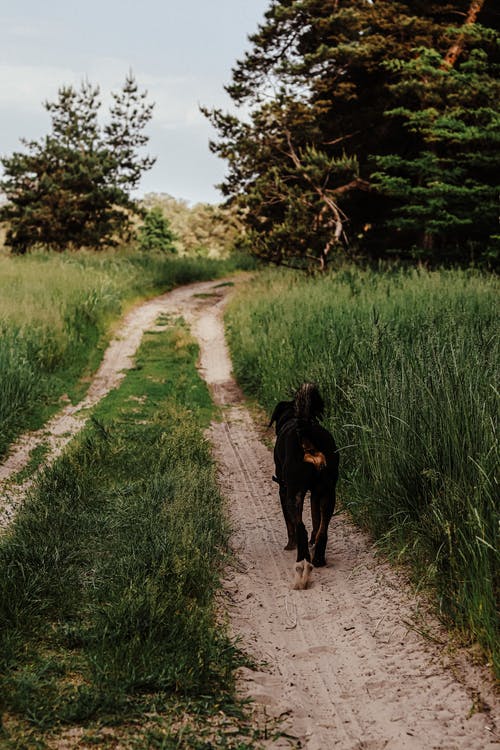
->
310 493 320 546
311 489 335 567
287 490 310 564
279 485 296 550
293 560 314 590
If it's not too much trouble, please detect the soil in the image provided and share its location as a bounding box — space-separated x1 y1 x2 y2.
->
1 277 498 749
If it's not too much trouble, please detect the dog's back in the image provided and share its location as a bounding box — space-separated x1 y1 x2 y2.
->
270 383 338 491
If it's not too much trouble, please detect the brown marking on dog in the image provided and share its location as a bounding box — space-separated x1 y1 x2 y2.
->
293 560 314 590
301 438 327 471
303 450 327 470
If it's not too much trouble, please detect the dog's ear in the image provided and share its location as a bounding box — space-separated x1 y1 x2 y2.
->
269 401 292 428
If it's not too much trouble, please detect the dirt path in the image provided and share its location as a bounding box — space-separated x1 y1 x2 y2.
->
1 278 497 749
0 279 225 530
192 286 499 750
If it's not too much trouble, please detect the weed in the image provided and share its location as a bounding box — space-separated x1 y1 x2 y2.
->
10 443 51 484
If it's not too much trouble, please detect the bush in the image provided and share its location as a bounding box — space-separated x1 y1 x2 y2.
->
138 206 177 252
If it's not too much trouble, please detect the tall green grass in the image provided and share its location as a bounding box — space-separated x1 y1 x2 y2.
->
226 267 499 672
0 321 249 746
0 249 234 456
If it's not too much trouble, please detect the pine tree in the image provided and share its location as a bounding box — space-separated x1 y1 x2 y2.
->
206 0 499 267
138 207 177 252
373 6 500 263
104 73 156 194
0 75 155 253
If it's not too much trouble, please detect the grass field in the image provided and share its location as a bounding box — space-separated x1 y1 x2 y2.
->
0 317 264 748
0 249 240 458
225 266 499 674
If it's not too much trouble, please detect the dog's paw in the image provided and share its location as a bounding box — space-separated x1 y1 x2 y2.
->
293 560 313 590
284 541 297 551
293 561 305 589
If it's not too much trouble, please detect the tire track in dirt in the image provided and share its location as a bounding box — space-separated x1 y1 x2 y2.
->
0 279 226 531
191 290 499 750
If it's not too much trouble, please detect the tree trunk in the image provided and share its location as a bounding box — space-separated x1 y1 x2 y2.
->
441 0 485 69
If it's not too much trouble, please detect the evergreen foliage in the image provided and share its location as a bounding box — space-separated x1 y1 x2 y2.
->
138 207 177 253
206 1 499 268
373 44 500 262
0 74 155 253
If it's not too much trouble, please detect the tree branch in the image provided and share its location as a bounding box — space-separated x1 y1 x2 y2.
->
322 131 359 146
332 178 371 196
284 130 344 244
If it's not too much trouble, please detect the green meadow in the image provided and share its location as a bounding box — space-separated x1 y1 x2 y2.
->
0 250 234 457
225 267 499 673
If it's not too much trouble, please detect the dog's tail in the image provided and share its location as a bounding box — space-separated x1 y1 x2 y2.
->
294 382 324 424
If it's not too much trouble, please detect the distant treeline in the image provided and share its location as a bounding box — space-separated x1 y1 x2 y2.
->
140 193 244 258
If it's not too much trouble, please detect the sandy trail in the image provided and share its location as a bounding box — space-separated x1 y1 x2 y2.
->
192 286 499 750
1 278 497 749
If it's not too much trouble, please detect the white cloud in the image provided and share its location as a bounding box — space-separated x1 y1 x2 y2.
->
2 22 41 40
0 15 63 41
0 59 230 129
0 63 78 111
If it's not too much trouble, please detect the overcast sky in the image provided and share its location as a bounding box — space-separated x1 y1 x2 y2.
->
0 1 270 204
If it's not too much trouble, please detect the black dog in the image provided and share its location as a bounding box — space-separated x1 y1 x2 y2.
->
270 383 339 573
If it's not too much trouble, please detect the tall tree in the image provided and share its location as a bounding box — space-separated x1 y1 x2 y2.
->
206 0 499 268
374 3 499 263
104 73 156 194
0 74 155 253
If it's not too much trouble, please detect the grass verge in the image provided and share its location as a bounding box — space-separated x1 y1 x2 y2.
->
0 249 244 458
0 316 266 748
225 266 499 676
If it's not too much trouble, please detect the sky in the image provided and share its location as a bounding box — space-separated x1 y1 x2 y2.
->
0 0 270 204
